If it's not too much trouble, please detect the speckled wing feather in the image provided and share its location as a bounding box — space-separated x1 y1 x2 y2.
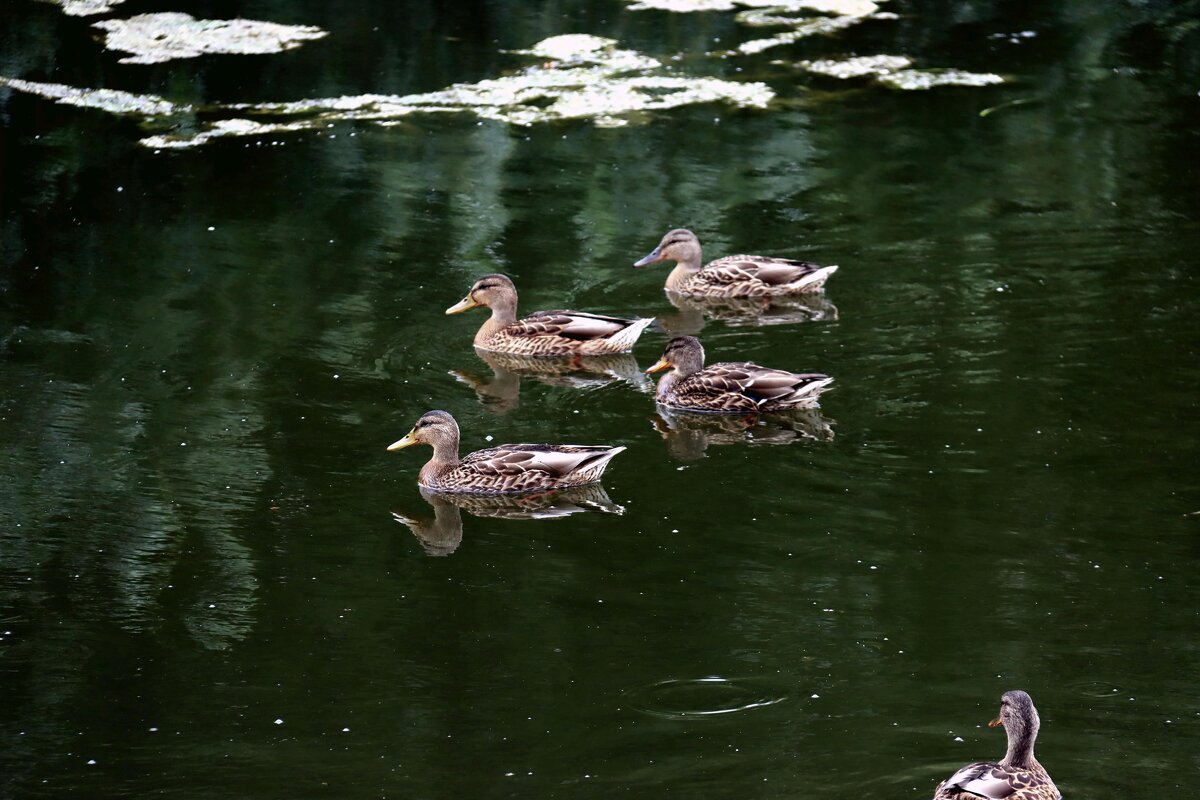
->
665 362 833 413
517 310 631 339
668 368 762 413
489 311 652 355
684 256 838 297
434 444 625 494
709 255 825 282
462 443 607 475
934 762 1061 800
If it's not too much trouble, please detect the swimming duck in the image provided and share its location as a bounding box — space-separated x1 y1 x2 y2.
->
446 273 654 356
933 690 1061 800
633 229 837 297
645 335 833 413
387 410 626 494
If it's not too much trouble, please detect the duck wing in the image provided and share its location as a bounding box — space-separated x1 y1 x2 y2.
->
935 761 1060 800
666 363 820 412
485 311 652 357
705 255 827 285
462 444 622 479
511 310 636 341
685 362 832 411
667 365 759 413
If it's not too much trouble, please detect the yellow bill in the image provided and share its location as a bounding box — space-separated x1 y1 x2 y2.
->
645 357 671 374
445 295 479 314
387 430 418 451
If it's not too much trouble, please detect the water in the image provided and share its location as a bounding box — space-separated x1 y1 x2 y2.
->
2 1 1198 798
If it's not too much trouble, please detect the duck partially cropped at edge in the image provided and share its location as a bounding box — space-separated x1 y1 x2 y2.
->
387 410 626 494
933 690 1061 800
446 273 654 356
633 229 838 297
646 335 833 413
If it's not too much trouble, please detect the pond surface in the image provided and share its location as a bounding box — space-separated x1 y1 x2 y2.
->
2 1 1198 798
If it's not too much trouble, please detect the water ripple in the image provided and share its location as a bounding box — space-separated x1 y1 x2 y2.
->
623 676 788 719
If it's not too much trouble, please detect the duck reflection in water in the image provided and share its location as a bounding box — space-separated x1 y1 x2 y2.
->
391 484 625 556
450 346 652 415
658 291 838 336
652 407 834 461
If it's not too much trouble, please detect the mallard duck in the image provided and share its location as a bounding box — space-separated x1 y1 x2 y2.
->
645 335 833 413
633 229 838 297
386 410 626 494
933 690 1061 800
446 273 654 356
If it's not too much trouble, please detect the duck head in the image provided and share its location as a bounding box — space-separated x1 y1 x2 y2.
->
646 335 706 376
634 229 702 270
446 274 518 315
387 410 461 452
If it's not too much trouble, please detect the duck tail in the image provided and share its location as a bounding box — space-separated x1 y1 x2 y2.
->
605 317 655 351
575 445 627 481
792 264 838 292
769 375 834 409
794 375 835 399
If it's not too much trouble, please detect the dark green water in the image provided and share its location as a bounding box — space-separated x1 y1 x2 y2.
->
2 1 1198 798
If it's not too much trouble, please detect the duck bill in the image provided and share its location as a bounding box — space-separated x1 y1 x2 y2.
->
633 248 662 268
445 296 479 314
988 717 1004 728
645 357 671 374
387 430 418 451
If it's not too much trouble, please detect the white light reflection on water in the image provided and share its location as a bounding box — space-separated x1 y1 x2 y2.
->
92 12 329 65
1 34 773 149
40 0 125 16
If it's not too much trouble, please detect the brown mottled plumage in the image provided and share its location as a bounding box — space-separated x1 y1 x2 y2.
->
633 229 837 297
933 690 1061 800
386 410 625 495
646 336 833 414
446 274 653 356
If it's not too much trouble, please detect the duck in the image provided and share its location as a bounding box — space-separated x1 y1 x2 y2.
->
645 335 833 413
633 228 838 297
446 273 654 356
933 690 1061 800
386 410 626 494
